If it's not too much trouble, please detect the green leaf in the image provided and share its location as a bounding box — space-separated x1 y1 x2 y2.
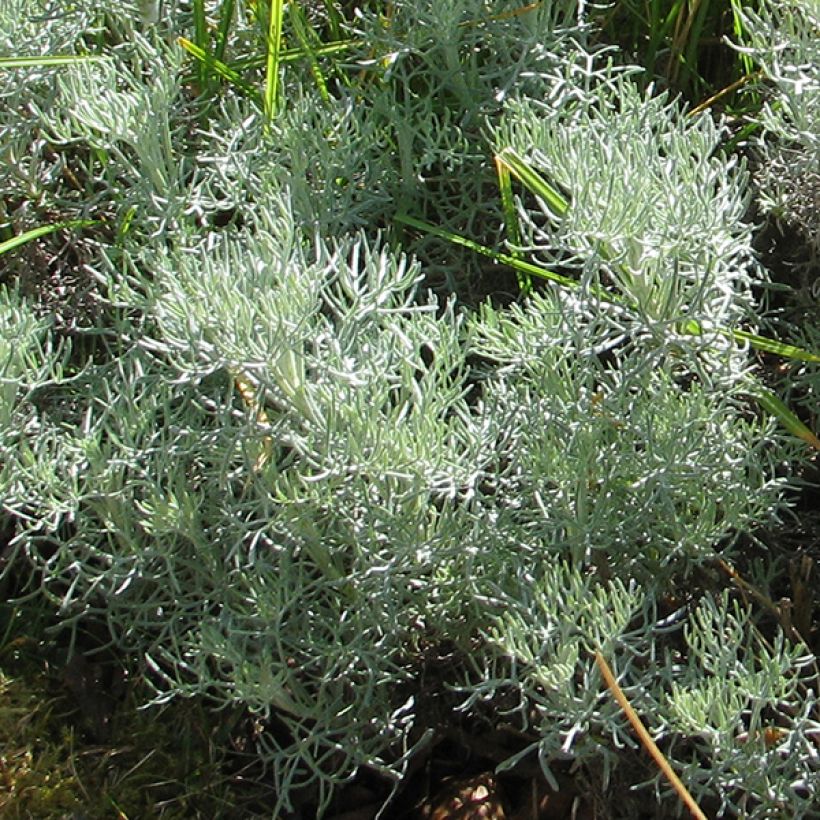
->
403 210 820 449
177 37 262 104
496 147 569 219
0 220 97 257
289 1 330 103
264 0 286 122
728 328 820 363
213 0 238 64
746 384 820 450
681 320 820 364
228 39 358 72
192 0 208 88
395 213 581 291
495 156 530 295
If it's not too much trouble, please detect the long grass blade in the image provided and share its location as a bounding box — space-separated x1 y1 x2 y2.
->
746 385 820 450
319 0 344 41
214 0 237 64
229 38 357 72
0 220 97 257
495 156 530 296
496 148 569 219
688 70 762 117
403 166 820 448
289 1 329 103
396 213 581 290
177 37 262 104
669 0 708 91
500 150 820 364
729 329 820 363
729 0 756 76
680 320 820 363
264 0 286 122
192 0 208 89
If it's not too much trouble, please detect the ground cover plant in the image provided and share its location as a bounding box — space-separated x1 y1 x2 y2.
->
1 0 819 817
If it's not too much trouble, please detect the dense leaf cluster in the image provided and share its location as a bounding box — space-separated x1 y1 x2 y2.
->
1 1 818 816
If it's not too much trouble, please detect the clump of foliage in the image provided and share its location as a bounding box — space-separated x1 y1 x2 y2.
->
0 598 271 818
730 0 820 431
1 1 819 818
733 0 820 258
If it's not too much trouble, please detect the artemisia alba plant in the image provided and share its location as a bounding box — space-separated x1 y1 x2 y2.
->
1 1 818 817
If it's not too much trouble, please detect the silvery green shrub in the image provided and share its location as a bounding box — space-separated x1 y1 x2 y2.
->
730 0 819 442
0 1 94 233
659 593 818 817
7 213 813 817
733 0 820 259
494 71 760 341
2 2 819 818
0 1 172 232
346 0 594 292
0 287 68 511
468 292 787 583
6 212 499 811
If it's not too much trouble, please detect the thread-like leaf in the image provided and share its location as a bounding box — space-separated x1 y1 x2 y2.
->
178 37 262 104
0 220 97 257
495 156 530 295
264 0 286 122
289 1 329 103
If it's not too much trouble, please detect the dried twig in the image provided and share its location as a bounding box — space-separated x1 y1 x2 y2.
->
594 652 707 820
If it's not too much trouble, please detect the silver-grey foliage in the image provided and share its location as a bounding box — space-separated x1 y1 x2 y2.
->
495 72 760 338
732 0 820 451
1 1 819 818
733 0 820 258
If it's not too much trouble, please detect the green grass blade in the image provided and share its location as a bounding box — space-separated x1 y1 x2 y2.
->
659 0 687 40
498 150 820 364
177 37 262 105
395 213 580 290
213 0 237 64
0 220 97 257
729 329 820 363
668 0 711 93
402 209 820 449
229 38 357 72
746 384 820 450
729 0 756 76
681 320 820 363
641 0 686 79
0 55 108 68
319 0 345 41
496 148 569 219
289 1 330 103
264 0 286 122
439 145 820 449
192 0 208 89
495 156 530 296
